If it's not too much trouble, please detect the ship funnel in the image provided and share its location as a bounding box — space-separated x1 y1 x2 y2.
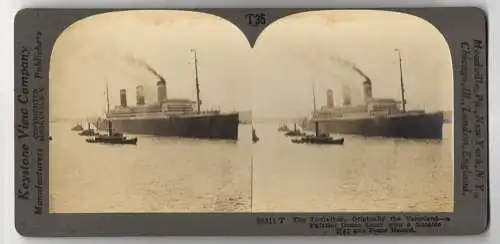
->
136 85 145 105
120 89 127 107
362 79 373 103
326 89 334 107
157 79 167 103
342 85 352 106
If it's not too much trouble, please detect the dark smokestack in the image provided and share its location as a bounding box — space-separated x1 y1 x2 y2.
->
136 85 145 105
326 89 334 107
157 79 167 103
330 56 374 106
362 79 373 103
342 85 352 106
120 89 127 107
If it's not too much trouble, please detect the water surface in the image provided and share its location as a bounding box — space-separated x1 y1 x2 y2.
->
49 121 453 213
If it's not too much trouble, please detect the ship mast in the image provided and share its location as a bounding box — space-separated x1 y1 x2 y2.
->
105 79 112 135
191 49 201 114
105 81 110 115
312 81 317 113
396 49 406 113
312 80 319 136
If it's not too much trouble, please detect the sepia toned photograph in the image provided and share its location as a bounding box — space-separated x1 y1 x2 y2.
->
48 9 454 214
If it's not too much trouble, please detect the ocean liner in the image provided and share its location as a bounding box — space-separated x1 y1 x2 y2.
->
302 50 444 140
94 50 239 140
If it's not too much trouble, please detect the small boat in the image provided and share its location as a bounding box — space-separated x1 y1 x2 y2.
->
291 83 344 145
284 123 305 137
86 132 138 145
252 126 259 143
86 88 138 145
79 130 99 136
277 123 290 132
71 123 84 131
78 123 99 136
291 134 344 145
291 121 344 145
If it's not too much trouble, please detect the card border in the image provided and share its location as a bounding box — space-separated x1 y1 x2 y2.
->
13 7 489 236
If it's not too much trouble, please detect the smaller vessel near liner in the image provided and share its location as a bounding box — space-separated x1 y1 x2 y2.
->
86 83 138 145
291 121 344 145
284 123 306 137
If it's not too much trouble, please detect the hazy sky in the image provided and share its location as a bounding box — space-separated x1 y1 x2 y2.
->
50 10 453 119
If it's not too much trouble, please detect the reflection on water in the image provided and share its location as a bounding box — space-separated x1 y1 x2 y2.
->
49 121 453 213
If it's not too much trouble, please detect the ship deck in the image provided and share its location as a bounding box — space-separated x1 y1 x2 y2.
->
107 111 239 120
311 111 443 122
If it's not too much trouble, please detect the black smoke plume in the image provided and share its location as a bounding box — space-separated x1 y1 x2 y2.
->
125 56 166 83
329 56 370 82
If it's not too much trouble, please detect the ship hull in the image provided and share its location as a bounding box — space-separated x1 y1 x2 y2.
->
303 112 444 140
94 113 239 140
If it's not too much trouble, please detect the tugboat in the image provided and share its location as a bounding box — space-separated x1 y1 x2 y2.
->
71 123 84 131
78 123 99 136
86 82 138 145
291 82 344 145
277 123 290 132
284 123 305 137
291 122 344 145
252 126 259 143
86 130 138 145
